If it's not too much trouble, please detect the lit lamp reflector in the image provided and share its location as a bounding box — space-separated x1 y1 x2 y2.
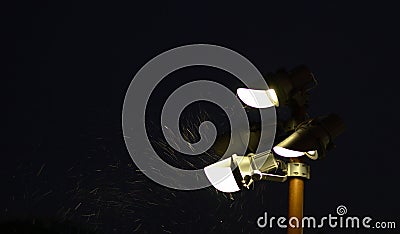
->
273 114 345 160
204 157 241 193
237 88 279 108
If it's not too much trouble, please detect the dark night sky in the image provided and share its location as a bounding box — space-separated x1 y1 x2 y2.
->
3 1 400 234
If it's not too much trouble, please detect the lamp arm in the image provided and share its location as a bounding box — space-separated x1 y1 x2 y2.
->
253 172 288 183
250 159 310 183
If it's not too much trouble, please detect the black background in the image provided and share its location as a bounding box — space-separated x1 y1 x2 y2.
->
3 1 400 233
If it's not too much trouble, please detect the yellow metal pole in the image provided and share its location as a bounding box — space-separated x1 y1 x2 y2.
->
287 158 304 234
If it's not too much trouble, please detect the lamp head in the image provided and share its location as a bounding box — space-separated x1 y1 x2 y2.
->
236 65 315 109
235 66 319 150
273 114 345 160
204 151 279 192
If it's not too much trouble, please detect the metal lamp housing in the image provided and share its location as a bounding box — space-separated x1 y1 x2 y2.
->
274 114 345 160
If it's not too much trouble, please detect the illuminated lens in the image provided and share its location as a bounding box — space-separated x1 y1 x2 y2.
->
204 158 240 193
273 146 305 157
237 88 278 109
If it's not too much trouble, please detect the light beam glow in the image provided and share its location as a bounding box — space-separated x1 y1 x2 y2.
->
273 146 305 157
237 88 279 108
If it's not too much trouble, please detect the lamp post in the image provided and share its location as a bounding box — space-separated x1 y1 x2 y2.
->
237 66 315 234
287 157 305 234
207 66 344 234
